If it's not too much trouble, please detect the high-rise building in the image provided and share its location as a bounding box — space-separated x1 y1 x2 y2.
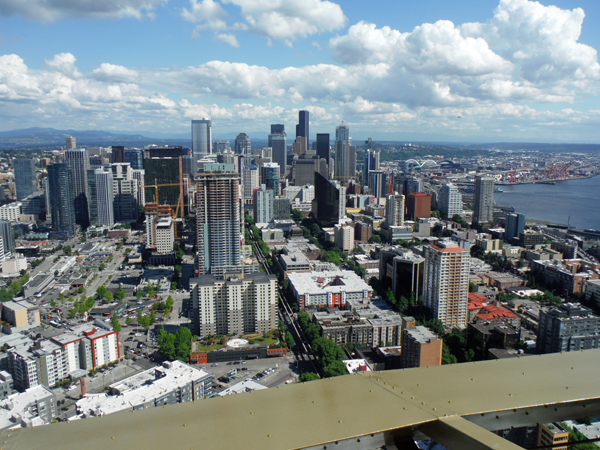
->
242 164 259 205
261 163 280 195
423 240 470 329
273 197 291 221
155 217 175 255
0 221 15 256
144 145 185 159
505 213 525 241
438 184 463 218
368 170 387 199
401 325 443 368
406 192 432 220
66 136 76 150
111 163 138 223
86 169 98 226
191 272 277 337
386 193 405 227
131 169 145 206
312 171 346 227
234 133 251 155
537 302 600 354
192 119 212 159
13 158 36 201
253 185 273 224
296 110 309 141
334 123 355 182
363 146 380 187
48 164 76 238
111 146 125 164
316 133 330 166
124 149 144 170
334 224 354 252
473 175 495 225
379 248 424 301
95 167 114 227
268 124 287 175
213 140 231 153
143 157 181 207
196 170 241 276
395 176 422 196
63 149 90 228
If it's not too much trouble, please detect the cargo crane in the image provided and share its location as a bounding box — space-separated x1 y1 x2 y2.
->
545 161 573 181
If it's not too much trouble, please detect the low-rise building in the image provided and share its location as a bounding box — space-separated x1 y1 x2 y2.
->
0 385 56 430
313 311 373 347
1 300 40 328
538 423 569 450
531 259 600 295
586 279 600 305
1 256 28 275
76 361 213 417
401 326 443 368
0 202 21 222
538 302 600 354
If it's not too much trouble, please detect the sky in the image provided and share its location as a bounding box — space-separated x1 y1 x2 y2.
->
1 0 600 142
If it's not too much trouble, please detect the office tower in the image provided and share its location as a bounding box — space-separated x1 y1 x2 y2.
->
313 171 346 227
192 119 212 161
254 185 273 224
86 169 98 226
334 123 355 182
0 221 15 256
144 145 185 159
291 157 324 187
368 170 387 199
131 169 145 206
111 163 138 223
268 124 287 175
48 164 76 237
124 149 144 170
406 192 432 220
273 197 291 221
396 176 422 196
261 163 280 195
438 184 463 218
66 136 76 149
423 240 470 329
379 248 424 300
292 136 308 156
213 140 231 153
243 164 259 204
234 133 251 155
505 213 525 241
386 193 405 227
334 224 354 252
143 157 181 207
95 167 114 227
316 133 330 166
191 272 277 337
296 110 309 140
473 175 495 225
537 302 600 354
363 146 380 187
196 170 241 276
63 149 90 228
111 146 125 164
13 158 36 201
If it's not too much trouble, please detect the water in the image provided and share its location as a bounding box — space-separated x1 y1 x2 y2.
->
493 176 600 230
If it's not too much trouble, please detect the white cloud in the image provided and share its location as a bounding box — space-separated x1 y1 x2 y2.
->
92 63 140 83
215 33 240 48
0 0 166 22
181 0 228 26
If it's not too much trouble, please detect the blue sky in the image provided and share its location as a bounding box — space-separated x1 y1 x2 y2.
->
1 0 600 142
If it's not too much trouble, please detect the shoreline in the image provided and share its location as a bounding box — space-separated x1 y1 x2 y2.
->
496 173 598 186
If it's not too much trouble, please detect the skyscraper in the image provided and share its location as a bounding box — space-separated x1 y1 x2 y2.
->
386 193 405 227
0 221 15 256
14 158 36 201
143 157 181 207
423 240 470 329
87 169 98 226
48 164 76 237
312 171 346 227
243 164 259 205
268 124 287 175
234 133 251 155
505 213 525 241
95 167 114 227
63 149 90 228
296 110 309 141
124 149 143 170
473 175 495 225
111 163 138 223
438 184 463 218
66 136 76 150
213 140 231 153
254 185 273 224
363 146 380 187
196 170 241 276
316 133 330 166
368 170 387 199
111 146 125 164
261 162 280 195
192 119 212 159
334 123 355 182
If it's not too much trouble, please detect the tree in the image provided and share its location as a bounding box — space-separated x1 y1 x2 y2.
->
158 328 176 360
370 235 381 244
299 372 320 382
165 296 174 309
174 327 192 361
125 316 132 326
99 263 105 271
284 332 295 349
104 291 113 302
110 314 121 332
96 286 107 299
291 209 303 223
322 360 348 378
469 282 478 293
115 286 125 301
149 310 156 325
136 290 143 300
137 310 143 325
140 315 151 331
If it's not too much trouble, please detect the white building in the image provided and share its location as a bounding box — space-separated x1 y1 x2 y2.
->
131 169 146 205
283 185 315 203
334 224 354 252
386 193 405 227
0 202 21 222
423 240 470 329
155 217 174 255
243 164 259 204
253 184 273 224
438 184 463 218
0 385 56 430
1 256 27 275
95 167 114 227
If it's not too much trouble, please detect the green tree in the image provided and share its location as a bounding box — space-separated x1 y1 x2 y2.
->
96 286 107 299
140 315 151 331
99 263 105 271
469 282 478 293
125 316 132 326
165 296 174 309
104 291 113 302
284 332 295 349
50 299 56 308
323 360 348 378
115 286 125 301
299 372 320 382
174 327 192 361
136 290 143 300
69 308 77 319
157 328 176 360
370 235 381 244
149 310 156 325
110 314 121 332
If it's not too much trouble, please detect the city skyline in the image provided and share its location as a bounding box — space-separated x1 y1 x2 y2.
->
1 0 600 142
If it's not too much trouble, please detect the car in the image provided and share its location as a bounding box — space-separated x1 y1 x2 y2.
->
241 367 248 371
211 363 218 367
226 362 233 366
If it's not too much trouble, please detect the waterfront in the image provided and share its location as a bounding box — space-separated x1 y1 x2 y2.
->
494 176 600 230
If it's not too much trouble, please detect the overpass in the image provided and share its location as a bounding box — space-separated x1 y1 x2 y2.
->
3 349 600 449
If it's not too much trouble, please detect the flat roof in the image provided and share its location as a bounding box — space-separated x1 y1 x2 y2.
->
287 270 372 296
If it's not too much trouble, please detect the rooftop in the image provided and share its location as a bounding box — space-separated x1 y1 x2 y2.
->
287 270 372 296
